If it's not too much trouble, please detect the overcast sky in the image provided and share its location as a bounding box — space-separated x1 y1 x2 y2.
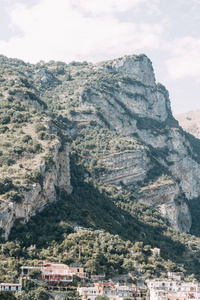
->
1 0 200 115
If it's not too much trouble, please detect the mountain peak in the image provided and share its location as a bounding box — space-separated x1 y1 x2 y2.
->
96 54 156 87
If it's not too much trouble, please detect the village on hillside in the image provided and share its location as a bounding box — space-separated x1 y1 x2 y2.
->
1 260 200 300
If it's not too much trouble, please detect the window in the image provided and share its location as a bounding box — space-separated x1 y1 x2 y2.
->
170 283 173 286
16 286 18 291
9 286 11 290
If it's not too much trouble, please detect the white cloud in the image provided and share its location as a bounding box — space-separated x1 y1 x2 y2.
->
0 0 163 63
166 37 200 80
72 0 152 16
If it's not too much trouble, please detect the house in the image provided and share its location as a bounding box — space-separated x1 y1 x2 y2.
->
78 283 118 300
78 286 105 300
115 283 147 300
78 282 147 300
147 278 200 300
94 282 117 299
0 283 22 292
20 262 89 284
41 263 73 284
20 266 41 277
69 266 89 280
167 272 183 281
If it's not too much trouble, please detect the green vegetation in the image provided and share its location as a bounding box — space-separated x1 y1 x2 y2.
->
4 156 200 282
1 54 200 297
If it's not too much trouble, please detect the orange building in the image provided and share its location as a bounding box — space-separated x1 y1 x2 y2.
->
41 263 73 283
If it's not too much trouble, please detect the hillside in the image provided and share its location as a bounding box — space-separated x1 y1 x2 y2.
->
1 54 200 281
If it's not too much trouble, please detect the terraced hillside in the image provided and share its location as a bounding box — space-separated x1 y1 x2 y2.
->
1 54 200 281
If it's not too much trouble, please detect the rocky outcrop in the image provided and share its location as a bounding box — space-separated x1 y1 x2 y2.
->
100 149 150 185
98 54 156 87
138 178 191 233
69 55 199 233
1 53 199 235
0 142 72 240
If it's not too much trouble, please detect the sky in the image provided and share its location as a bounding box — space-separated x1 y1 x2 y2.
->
1 0 200 115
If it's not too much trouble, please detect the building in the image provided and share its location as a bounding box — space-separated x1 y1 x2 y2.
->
168 272 183 281
147 278 200 300
41 263 73 284
78 283 118 300
78 286 108 300
69 265 89 280
114 283 146 299
20 262 89 284
78 282 147 300
94 282 117 299
0 283 22 292
20 266 41 277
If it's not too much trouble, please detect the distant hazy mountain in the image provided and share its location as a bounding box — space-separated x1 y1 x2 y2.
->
175 110 200 139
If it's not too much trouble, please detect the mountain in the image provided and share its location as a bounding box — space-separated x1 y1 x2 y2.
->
175 110 200 139
1 54 200 280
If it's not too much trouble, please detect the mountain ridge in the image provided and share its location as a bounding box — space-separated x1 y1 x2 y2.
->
2 54 200 281
0 53 198 236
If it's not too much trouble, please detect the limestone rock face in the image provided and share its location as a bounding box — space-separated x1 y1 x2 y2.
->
160 199 191 233
0 142 72 240
99 54 156 87
69 55 199 233
1 53 199 236
138 179 191 233
100 149 150 185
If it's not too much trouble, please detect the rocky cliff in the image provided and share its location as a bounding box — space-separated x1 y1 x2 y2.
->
0 141 72 240
65 55 196 232
0 54 200 237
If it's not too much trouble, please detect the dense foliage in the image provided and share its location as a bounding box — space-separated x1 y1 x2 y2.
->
1 54 200 300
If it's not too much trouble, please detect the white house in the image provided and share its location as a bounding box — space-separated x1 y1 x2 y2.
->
147 278 200 300
0 283 22 292
78 283 147 300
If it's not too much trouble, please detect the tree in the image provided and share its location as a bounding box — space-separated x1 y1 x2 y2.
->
95 296 109 300
27 245 37 258
32 288 50 300
122 259 134 272
15 291 29 300
0 292 16 299
28 268 42 279
72 275 81 287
